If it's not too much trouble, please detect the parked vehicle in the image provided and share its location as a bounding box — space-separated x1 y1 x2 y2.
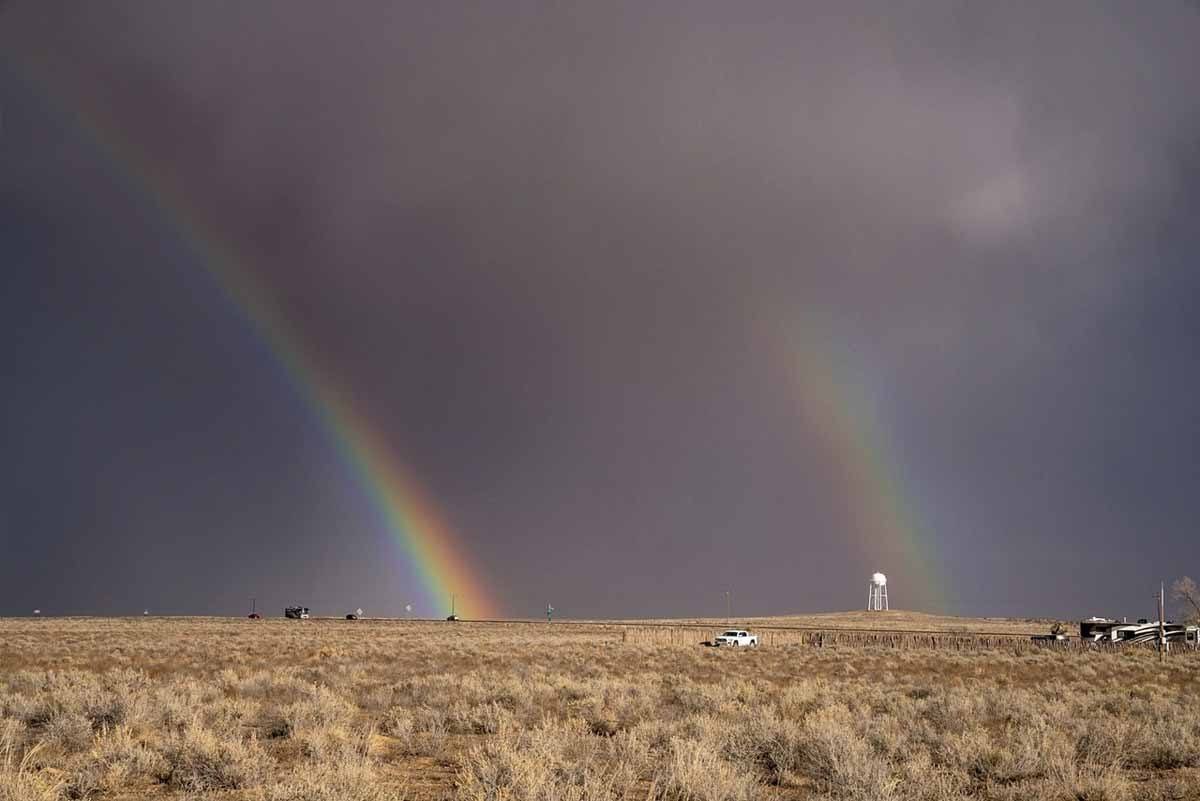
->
284 606 310 620
1080 618 1198 645
712 629 758 647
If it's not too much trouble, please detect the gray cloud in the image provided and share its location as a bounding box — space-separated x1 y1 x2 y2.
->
3 1 1199 618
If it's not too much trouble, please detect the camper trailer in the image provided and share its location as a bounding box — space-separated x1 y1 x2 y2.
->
1080 617 1197 646
284 606 310 620
1080 617 1118 640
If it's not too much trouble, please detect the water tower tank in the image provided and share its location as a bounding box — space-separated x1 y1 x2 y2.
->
867 573 889 610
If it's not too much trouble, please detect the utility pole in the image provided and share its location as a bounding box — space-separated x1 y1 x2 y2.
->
251 597 256 616
724 590 732 624
546 603 554 623
1158 582 1166 662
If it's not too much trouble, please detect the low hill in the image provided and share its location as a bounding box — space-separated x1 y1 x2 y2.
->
614 609 1059 635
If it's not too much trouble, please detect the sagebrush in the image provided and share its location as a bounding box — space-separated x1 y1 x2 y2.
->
1 617 1198 800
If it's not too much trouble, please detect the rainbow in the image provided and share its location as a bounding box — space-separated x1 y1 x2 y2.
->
3 56 498 619
780 312 943 611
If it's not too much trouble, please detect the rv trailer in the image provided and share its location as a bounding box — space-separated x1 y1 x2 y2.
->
1080 618 1198 646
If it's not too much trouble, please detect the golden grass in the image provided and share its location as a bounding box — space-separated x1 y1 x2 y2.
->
1 615 1198 800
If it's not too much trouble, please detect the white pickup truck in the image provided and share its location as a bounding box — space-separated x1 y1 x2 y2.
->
712 629 758 647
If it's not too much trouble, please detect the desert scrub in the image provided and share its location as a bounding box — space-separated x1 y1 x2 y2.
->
260 759 402 801
39 713 92 756
0 723 63 801
62 725 166 799
279 685 355 734
2 617 1200 800
656 737 763 801
159 725 270 791
457 718 636 801
797 704 898 800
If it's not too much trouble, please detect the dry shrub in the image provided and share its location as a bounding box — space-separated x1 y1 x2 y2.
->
659 678 713 716
658 737 761 801
1045 755 1131 801
776 680 829 719
895 751 970 801
1074 716 1134 766
61 725 165 798
293 726 353 762
410 704 449 736
37 671 150 734
940 723 1063 786
673 708 802 783
747 713 807 782
380 706 414 741
458 718 633 801
282 686 356 734
355 684 394 714
0 724 63 801
1124 713 1200 770
798 704 898 801
300 723 377 763
269 684 365 762
159 725 270 791
40 713 92 756
396 702 467 758
231 671 313 704
453 701 514 735
259 759 401 801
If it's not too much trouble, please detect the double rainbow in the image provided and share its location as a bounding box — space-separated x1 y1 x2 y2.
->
7 47 942 618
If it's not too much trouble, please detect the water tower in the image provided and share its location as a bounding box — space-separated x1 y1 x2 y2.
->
867 572 889 611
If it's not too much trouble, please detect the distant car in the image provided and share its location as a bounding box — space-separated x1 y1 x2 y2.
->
345 614 358 620
446 614 460 622
247 613 262 620
712 629 758 647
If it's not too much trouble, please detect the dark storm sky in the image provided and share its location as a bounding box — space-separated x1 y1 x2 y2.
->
3 2 1199 620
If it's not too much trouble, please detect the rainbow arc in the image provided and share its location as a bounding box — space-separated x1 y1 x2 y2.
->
5 55 497 619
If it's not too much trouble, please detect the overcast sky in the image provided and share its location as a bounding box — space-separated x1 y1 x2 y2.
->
3 1 1199 620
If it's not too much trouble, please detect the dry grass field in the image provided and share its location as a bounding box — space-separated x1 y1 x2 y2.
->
2 615 1198 801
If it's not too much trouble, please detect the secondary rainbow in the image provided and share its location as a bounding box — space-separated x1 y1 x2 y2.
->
5 57 498 619
781 312 944 611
